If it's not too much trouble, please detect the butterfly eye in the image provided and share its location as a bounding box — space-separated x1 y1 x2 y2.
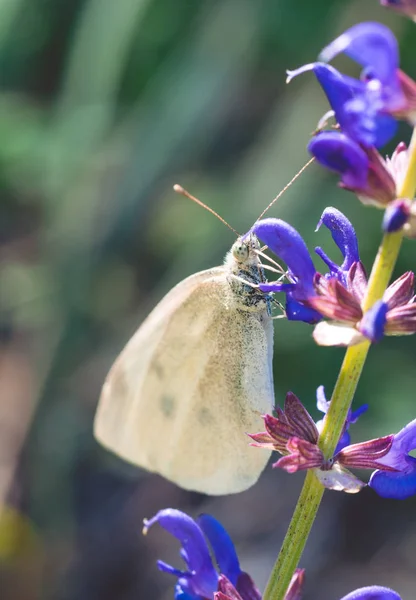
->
232 241 250 262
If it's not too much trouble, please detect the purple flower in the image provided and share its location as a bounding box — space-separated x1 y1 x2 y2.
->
248 390 392 494
143 509 260 600
250 219 322 323
369 418 416 499
308 132 396 207
381 0 416 22
315 207 360 285
340 586 401 600
315 385 368 453
250 209 359 324
319 22 415 128
311 270 416 346
251 211 416 343
288 23 416 147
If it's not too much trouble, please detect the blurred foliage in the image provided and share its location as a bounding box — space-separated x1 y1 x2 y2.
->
0 1 415 599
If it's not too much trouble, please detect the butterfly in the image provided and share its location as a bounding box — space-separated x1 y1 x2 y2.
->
94 163 312 495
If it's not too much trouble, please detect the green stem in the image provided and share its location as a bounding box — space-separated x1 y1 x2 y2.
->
263 127 416 600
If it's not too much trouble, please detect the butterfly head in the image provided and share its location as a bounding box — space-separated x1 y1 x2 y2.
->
230 234 262 268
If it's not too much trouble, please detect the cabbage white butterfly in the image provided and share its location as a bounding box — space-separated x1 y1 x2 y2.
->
94 163 312 495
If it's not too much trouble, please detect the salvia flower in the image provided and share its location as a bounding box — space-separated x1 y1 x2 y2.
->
251 208 360 324
252 208 416 344
143 509 261 600
339 587 401 600
380 0 416 22
319 23 416 131
288 24 416 147
308 132 398 207
287 61 397 148
250 218 322 323
369 418 416 499
312 270 416 346
248 391 392 494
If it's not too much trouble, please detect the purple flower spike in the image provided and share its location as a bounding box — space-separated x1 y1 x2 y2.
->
144 509 218 598
309 132 369 190
316 206 359 276
340 586 401 600
369 418 416 499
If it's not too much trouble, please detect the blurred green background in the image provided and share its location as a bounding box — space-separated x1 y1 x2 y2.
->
0 0 415 598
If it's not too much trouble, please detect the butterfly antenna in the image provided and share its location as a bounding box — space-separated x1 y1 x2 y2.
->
173 184 240 236
256 157 315 221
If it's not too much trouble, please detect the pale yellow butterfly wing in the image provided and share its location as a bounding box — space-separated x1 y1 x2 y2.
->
94 266 274 495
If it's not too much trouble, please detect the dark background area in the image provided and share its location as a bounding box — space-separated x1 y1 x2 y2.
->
0 1 415 599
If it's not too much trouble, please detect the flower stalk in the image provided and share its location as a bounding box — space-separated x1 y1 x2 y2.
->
263 126 416 600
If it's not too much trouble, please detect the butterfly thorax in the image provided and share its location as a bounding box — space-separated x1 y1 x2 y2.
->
224 235 270 313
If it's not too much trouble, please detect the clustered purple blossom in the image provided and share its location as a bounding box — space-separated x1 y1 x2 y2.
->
250 208 416 346
249 389 416 500
288 22 416 232
145 509 401 600
147 9 416 600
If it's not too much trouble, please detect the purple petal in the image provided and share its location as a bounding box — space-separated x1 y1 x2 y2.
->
359 300 388 342
251 219 316 299
392 418 416 453
316 206 360 272
350 404 369 423
366 113 398 148
258 282 295 294
216 575 244 600
313 64 397 147
369 419 416 498
197 514 241 586
284 569 305 600
158 561 187 578
175 584 201 600
339 585 401 600
336 430 352 455
286 295 323 323
309 132 369 189
144 509 218 597
316 385 330 414
369 466 416 500
236 572 262 600
383 200 410 232
319 23 399 86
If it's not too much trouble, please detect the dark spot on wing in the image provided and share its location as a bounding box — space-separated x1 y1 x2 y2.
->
160 395 175 418
198 407 214 426
152 361 164 380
